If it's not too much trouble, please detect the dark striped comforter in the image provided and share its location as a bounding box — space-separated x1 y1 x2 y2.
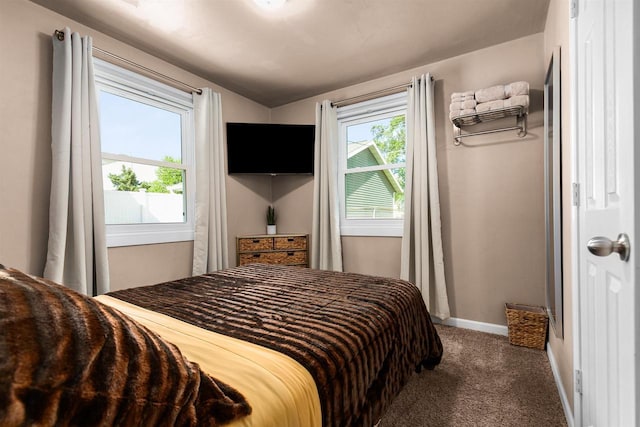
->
107 264 443 427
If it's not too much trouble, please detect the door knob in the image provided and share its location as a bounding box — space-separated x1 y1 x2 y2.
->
587 233 631 262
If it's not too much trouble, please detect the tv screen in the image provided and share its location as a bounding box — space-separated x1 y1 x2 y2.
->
226 122 315 175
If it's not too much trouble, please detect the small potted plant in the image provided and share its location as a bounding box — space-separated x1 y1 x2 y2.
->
266 205 276 235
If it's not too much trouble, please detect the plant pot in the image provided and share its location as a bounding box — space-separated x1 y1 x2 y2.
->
266 225 277 235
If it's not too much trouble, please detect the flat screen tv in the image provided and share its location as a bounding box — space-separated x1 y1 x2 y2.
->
226 122 315 175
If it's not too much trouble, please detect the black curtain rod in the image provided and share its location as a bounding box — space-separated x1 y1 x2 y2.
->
54 29 203 95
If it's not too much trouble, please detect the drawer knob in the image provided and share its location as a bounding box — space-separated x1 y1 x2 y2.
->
287 238 294 242
287 252 294 256
252 239 260 243
253 254 260 258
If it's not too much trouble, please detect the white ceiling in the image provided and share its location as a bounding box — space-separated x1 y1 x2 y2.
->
31 0 551 107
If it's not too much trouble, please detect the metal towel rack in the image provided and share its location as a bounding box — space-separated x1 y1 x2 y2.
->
451 105 527 145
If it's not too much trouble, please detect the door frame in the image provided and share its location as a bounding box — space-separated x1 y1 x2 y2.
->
569 8 581 425
571 1 639 425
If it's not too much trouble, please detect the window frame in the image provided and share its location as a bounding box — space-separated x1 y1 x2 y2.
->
94 58 196 247
337 92 407 237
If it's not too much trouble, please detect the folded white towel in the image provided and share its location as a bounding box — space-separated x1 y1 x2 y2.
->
449 109 476 121
451 113 478 126
476 99 505 113
504 94 530 109
475 85 506 103
449 99 477 111
505 81 529 97
451 95 475 103
451 90 474 99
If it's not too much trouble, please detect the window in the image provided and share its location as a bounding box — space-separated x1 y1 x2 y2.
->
94 59 195 247
337 92 407 236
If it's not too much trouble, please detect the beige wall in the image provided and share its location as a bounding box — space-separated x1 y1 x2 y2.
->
544 0 574 411
272 34 547 326
0 0 272 288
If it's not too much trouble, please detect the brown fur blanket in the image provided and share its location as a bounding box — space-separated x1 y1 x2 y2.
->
0 267 251 427
108 264 443 427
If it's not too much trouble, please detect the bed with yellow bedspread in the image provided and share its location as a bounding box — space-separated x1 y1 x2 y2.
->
0 263 441 427
105 264 443 427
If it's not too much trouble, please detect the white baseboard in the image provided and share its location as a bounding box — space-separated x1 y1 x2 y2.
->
431 316 508 336
547 344 574 427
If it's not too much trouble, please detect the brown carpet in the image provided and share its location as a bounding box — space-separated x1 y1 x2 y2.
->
379 325 567 426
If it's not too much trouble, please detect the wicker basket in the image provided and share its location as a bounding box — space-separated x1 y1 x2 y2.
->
505 303 548 350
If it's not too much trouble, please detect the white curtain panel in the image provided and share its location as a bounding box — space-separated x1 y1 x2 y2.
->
311 100 343 271
44 28 109 296
192 88 229 275
401 74 451 319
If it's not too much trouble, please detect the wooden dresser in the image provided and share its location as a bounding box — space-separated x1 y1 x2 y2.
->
237 234 309 267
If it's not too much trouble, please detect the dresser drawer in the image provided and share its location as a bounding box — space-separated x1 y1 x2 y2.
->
274 236 307 250
276 251 307 265
239 253 269 265
239 250 307 265
238 237 273 252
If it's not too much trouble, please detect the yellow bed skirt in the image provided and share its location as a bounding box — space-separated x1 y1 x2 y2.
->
96 295 322 427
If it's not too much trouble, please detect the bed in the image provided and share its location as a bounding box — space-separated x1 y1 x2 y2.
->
0 263 442 427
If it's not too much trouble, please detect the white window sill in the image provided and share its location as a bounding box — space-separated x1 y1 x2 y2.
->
340 221 403 237
106 228 194 247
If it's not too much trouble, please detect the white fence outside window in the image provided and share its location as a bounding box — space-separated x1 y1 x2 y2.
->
104 191 184 224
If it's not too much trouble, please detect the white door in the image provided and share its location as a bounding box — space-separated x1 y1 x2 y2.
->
576 0 637 425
